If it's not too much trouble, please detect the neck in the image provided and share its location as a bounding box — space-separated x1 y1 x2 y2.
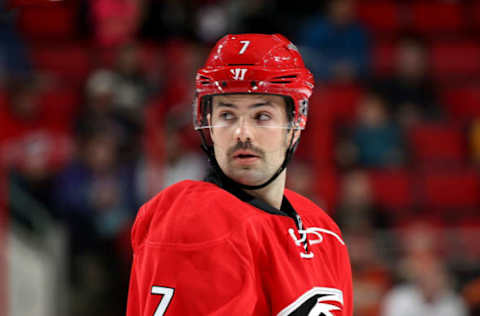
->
244 170 286 209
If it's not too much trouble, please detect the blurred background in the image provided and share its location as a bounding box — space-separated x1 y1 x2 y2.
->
1 0 480 315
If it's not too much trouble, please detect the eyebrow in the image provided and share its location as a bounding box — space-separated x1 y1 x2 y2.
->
216 101 274 109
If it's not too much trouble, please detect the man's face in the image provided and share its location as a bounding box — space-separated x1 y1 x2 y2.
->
209 94 299 186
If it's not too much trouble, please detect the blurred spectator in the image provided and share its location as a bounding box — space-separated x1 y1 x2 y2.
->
139 0 194 40
161 110 206 188
335 171 393 314
162 39 206 110
347 231 391 316
462 276 480 315
111 42 151 113
286 159 322 205
7 160 57 233
90 0 145 48
381 254 467 316
0 6 32 82
336 93 405 169
335 170 392 316
373 36 441 127
76 70 126 155
53 125 139 316
55 124 139 248
0 78 73 173
396 219 447 263
1 78 67 228
298 0 371 82
109 43 151 154
223 0 278 37
470 118 480 167
335 169 391 233
80 46 150 162
195 3 228 43
138 105 206 201
77 69 115 119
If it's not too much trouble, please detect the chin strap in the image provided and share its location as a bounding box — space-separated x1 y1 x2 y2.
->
199 130 299 191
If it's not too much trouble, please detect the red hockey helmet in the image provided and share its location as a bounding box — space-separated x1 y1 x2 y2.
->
194 33 314 130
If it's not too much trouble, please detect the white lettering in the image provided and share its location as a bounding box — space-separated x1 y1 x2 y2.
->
230 68 248 80
239 40 250 54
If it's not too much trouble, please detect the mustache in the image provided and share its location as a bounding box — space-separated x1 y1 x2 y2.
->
227 140 264 158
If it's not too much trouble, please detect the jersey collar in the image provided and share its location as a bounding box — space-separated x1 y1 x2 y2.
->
205 169 298 219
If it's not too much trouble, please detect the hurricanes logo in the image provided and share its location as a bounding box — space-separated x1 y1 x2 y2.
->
277 287 343 316
308 294 341 316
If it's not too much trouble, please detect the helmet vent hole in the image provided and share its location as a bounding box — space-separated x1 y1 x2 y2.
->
272 75 298 79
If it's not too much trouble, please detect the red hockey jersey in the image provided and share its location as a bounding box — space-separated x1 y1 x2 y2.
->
126 180 353 316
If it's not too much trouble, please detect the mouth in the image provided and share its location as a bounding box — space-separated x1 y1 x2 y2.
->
232 151 260 163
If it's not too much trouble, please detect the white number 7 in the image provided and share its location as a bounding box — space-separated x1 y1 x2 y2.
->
151 286 175 316
239 40 250 54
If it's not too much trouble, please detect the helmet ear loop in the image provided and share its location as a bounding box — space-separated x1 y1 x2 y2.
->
284 127 300 168
198 96 216 159
199 129 213 158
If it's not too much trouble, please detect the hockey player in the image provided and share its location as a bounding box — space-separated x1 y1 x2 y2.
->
126 33 353 316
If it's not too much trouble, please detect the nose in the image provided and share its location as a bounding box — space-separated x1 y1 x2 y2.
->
234 116 253 142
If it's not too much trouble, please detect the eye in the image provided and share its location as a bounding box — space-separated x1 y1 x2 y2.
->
219 112 235 120
255 112 271 121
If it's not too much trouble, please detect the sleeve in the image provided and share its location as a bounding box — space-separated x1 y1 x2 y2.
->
341 243 354 316
126 253 141 315
126 231 259 316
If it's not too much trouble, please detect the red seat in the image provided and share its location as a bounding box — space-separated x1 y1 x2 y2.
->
307 84 364 173
7 0 60 8
372 40 396 77
315 170 338 213
16 1 78 40
356 1 402 37
409 2 465 36
393 216 448 256
442 84 480 121
31 43 92 86
455 217 480 259
0 90 6 108
143 97 166 164
368 169 413 211
470 2 480 31
39 88 80 131
431 40 480 80
408 123 466 167
420 169 480 210
138 42 163 77
313 83 365 125
306 90 336 168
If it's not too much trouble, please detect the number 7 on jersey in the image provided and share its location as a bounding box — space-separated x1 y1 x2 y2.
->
151 286 175 316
